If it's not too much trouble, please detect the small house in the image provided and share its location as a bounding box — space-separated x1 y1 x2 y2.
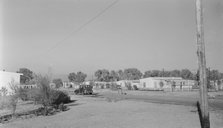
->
139 77 194 91
0 70 22 95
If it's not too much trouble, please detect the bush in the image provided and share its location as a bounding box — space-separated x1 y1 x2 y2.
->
18 88 29 101
27 88 42 104
133 85 138 90
50 90 71 106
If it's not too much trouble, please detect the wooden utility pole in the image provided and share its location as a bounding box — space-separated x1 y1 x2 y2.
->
195 0 210 128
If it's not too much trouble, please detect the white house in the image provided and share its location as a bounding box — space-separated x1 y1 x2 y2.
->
116 80 140 89
116 80 128 88
94 81 110 89
62 81 80 89
139 77 195 91
0 70 22 95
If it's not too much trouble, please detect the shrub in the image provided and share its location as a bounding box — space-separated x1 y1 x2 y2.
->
49 90 71 106
9 79 20 116
133 85 138 90
18 88 29 101
27 88 42 104
34 75 51 115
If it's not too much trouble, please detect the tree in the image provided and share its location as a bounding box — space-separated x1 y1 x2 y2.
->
180 69 194 79
117 70 125 80
68 72 87 83
101 69 110 82
209 70 221 81
9 79 20 116
94 69 110 82
95 70 103 81
220 73 223 79
150 70 161 77
163 71 171 77
143 71 152 78
170 70 181 77
35 75 51 115
194 68 222 89
52 78 63 88
68 73 76 82
17 68 34 84
124 68 142 80
109 70 119 81
75 71 87 83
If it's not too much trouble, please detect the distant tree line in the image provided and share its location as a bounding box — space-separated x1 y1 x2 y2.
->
15 67 223 86
94 68 142 82
94 68 223 83
143 69 195 79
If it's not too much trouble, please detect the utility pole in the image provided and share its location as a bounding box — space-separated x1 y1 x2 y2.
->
195 0 210 128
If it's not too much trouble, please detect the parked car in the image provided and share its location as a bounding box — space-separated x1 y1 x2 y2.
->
74 84 93 95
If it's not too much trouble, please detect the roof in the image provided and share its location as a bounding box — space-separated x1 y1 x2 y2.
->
116 80 140 83
141 77 183 80
0 70 23 76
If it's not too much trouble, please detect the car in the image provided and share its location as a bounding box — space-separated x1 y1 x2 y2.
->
74 84 93 95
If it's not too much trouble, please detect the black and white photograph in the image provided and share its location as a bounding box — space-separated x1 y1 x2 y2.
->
0 0 223 128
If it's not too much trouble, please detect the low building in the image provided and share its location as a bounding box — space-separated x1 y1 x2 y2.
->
139 77 195 91
210 79 223 91
116 80 140 89
94 81 109 89
62 81 80 89
20 84 37 89
116 80 128 88
0 70 22 95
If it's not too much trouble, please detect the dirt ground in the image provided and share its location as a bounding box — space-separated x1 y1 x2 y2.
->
1 90 222 128
2 94 201 128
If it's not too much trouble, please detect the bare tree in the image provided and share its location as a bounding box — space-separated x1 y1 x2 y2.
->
9 79 20 116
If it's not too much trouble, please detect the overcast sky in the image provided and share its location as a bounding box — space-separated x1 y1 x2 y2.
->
0 0 222 78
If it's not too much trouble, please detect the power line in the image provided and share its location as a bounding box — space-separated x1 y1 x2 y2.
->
44 0 119 55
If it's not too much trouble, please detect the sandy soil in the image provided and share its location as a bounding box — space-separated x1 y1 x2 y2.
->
1 90 222 128
0 100 41 116
2 94 201 128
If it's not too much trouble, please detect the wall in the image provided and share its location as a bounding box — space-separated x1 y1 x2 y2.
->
0 71 22 95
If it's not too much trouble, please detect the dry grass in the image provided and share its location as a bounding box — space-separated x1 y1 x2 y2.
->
0 97 41 116
2 95 202 128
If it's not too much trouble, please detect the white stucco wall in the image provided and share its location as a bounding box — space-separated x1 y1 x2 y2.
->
139 77 195 91
139 78 154 89
0 71 22 95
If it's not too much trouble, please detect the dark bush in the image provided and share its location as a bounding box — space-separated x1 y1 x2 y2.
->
50 90 71 106
133 85 138 90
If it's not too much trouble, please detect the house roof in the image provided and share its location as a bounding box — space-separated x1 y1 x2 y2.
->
141 77 183 80
0 70 23 76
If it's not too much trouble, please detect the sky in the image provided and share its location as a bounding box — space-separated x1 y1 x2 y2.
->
0 0 223 79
